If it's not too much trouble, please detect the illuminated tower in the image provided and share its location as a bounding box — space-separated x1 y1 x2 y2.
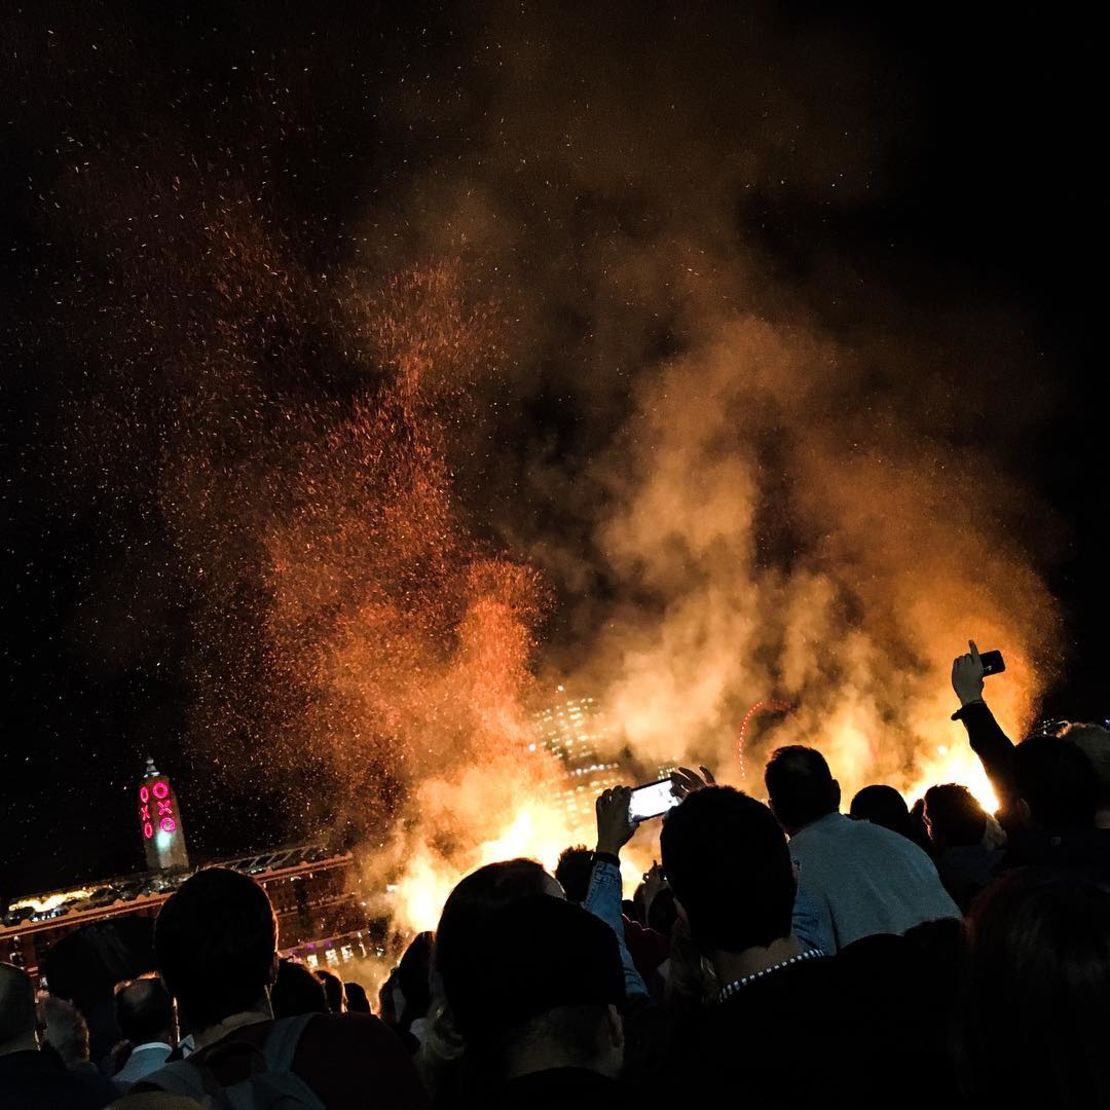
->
138 757 190 873
531 689 622 823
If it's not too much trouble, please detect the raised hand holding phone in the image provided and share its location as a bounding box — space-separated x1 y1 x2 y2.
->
951 639 1007 714
951 640 986 706
596 785 636 856
628 779 681 823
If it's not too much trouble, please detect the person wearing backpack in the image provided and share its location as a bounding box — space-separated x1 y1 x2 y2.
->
137 868 428 1110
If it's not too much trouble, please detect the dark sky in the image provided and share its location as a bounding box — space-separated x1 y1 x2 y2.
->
1 2 1105 900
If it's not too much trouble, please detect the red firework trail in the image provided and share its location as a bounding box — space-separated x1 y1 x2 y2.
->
737 699 795 779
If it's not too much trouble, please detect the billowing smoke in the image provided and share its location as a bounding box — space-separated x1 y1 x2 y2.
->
582 314 1056 803
8 3 1061 923
366 4 1061 805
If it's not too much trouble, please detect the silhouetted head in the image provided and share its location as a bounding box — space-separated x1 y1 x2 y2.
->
435 858 560 1019
962 870 1110 1107
378 970 399 1026
1013 736 1098 832
314 968 346 1013
155 868 278 1034
397 931 434 1029
555 846 595 904
114 977 175 1046
850 784 914 840
647 887 678 936
270 959 327 1019
451 895 625 1080
344 981 371 1013
661 786 795 955
924 783 988 849
765 746 841 833
38 994 90 1067
1063 724 1110 815
0 963 37 1055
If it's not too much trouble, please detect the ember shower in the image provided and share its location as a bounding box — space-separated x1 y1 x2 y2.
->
12 4 1061 926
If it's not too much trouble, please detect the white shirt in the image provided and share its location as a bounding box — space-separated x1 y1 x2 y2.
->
113 1041 173 1089
790 812 959 951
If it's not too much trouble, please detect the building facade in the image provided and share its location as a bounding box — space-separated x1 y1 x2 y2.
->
531 689 623 823
0 760 380 981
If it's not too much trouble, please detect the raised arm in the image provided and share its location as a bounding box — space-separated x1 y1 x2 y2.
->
583 786 649 998
951 640 1021 826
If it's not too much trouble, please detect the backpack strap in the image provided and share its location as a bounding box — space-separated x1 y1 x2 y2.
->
142 1016 316 1108
141 1058 235 1108
262 1013 316 1073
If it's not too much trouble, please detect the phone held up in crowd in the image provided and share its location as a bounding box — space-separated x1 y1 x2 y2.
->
628 778 681 823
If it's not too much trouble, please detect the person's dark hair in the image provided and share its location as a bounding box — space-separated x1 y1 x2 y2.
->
378 970 399 1026
1063 724 1110 810
154 868 278 1032
270 959 327 1018
314 968 346 1013
344 982 371 1014
450 896 624 1059
555 846 595 904
908 796 932 851
39 994 89 1066
924 784 987 848
0 962 36 1048
850 784 914 840
647 887 678 936
1013 736 1097 832
661 786 795 953
961 870 1110 1108
397 932 433 1031
435 858 552 1018
765 746 840 831
114 977 174 1045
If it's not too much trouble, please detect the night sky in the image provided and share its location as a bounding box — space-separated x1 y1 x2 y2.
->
2 3 1105 901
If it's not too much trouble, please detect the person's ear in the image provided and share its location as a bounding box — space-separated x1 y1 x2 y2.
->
1018 798 1032 822
606 1003 624 1050
832 779 842 810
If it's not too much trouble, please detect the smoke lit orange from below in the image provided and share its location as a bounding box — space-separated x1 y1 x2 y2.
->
127 92 1055 943
277 288 1047 937
23 6 1068 954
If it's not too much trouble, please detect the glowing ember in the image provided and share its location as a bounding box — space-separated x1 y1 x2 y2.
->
27 11 1060 937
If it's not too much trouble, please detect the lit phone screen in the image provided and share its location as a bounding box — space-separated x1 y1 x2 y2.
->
628 779 679 822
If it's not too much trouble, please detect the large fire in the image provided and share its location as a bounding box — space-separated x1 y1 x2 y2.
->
32 6 1061 944
378 707 1009 937
172 254 1042 934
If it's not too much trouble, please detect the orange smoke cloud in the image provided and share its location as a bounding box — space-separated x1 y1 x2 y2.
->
577 314 1058 807
41 3 1066 932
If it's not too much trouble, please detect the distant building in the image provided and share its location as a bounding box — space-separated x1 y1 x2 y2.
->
0 844 382 976
138 757 190 872
531 689 622 823
0 761 381 980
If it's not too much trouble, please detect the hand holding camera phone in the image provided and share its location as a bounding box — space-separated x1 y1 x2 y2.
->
628 778 681 823
952 640 1006 710
978 649 1005 675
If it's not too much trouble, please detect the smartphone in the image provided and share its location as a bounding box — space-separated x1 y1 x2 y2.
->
979 650 1005 676
629 779 680 823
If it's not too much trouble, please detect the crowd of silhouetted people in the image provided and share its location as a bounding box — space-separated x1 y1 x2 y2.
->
3 643 1109 1108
